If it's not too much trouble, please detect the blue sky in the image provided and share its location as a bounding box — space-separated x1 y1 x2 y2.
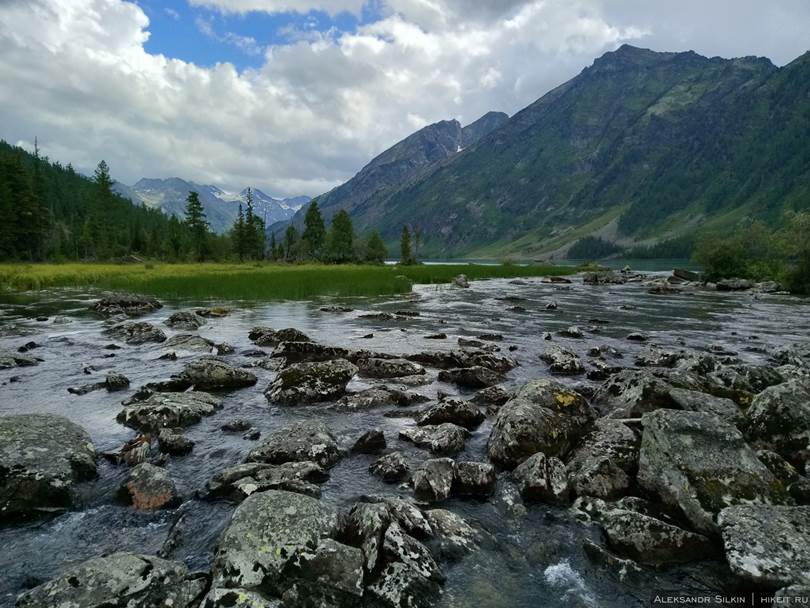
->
137 0 381 71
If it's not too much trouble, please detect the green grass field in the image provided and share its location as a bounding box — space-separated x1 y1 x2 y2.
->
0 262 579 300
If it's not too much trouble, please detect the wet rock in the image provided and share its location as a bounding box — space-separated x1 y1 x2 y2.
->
438 365 504 388
358 357 426 379
320 305 354 313
105 372 130 391
196 306 232 318
565 419 639 499
412 458 455 502
165 311 205 330
92 294 162 317
247 421 342 468
265 358 357 404
0 414 97 519
477 333 504 341
546 300 558 310
118 391 222 431
638 409 787 534
424 509 480 561
178 358 257 390
457 337 492 349
123 462 179 510
586 358 623 381
105 321 167 345
280 538 365 606
559 326 584 339
591 368 703 418
222 418 252 432
666 387 741 421
716 278 754 291
540 344 584 375
334 386 428 411
425 332 447 340
164 333 215 352
158 428 194 455
417 398 485 430
513 452 570 504
582 540 643 582
249 326 312 346
626 332 649 342
470 385 512 409
367 561 441 608
453 461 496 498
488 379 595 468
452 274 470 288
371 452 411 482
634 347 685 368
272 340 351 364
207 461 328 501
208 490 337 599
719 505 810 587
407 349 517 373
583 271 626 285
647 280 682 295
400 423 470 455
243 428 261 441
16 553 205 608
353 429 386 453
707 364 784 405
202 588 274 607
745 380 810 469
673 268 700 282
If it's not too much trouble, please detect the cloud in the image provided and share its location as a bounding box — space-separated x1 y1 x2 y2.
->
0 0 808 199
164 7 180 20
195 15 264 55
188 0 366 16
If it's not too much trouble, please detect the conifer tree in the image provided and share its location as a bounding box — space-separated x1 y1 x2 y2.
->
184 191 209 261
284 225 299 261
302 201 325 259
400 225 415 265
365 230 388 264
232 203 246 261
326 209 355 263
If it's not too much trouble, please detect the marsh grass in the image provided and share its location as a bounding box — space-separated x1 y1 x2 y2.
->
0 262 578 300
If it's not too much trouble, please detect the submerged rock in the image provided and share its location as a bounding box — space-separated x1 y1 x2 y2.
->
0 351 39 369
118 391 222 431
249 326 312 346
106 321 167 345
16 553 205 608
92 294 162 317
0 414 97 519
178 358 257 390
438 365 504 388
165 311 205 330
265 358 357 404
123 462 179 510
247 421 342 468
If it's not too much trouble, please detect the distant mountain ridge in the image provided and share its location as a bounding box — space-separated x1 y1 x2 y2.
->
115 177 309 233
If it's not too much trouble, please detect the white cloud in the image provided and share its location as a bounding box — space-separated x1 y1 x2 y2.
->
164 7 180 20
196 15 264 55
0 0 808 198
188 0 366 16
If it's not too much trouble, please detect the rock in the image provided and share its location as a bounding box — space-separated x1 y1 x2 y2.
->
425 332 447 340
452 274 470 288
488 379 594 468
207 461 328 501
745 380 810 469
158 428 194 455
371 452 411 482
165 311 205 330
208 490 337 599
412 458 455 502
202 588 275 607
673 268 700 282
540 345 584 375
164 333 215 352
513 452 570 503
366 561 441 608
638 409 787 534
559 326 584 338
667 387 741 421
438 365 504 388
407 349 517 373
583 271 625 285
247 421 341 468
178 358 257 390
477 333 504 341
719 505 810 587
118 391 222 431
647 280 682 295
634 347 685 368
250 326 312 346
586 358 624 381
453 461 496 497
424 509 480 560
265 359 357 404
707 364 784 405
353 429 386 453
0 414 96 519
417 398 485 430
280 538 365 605
400 423 470 455
16 553 205 608
357 357 426 378
92 294 162 317
565 419 639 499
334 386 428 411
105 372 130 391
469 385 512 409
272 340 351 364
321 305 354 313
222 418 252 432
123 463 179 510
243 429 261 441
546 301 558 310
0 351 39 369
626 332 649 342
591 368 703 418
106 321 167 345
717 278 754 291
195 306 232 318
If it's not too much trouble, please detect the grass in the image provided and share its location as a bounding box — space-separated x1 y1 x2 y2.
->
0 262 579 300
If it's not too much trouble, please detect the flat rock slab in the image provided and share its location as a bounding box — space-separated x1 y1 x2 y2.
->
0 414 96 519
265 359 357 404
117 391 222 431
247 421 342 468
719 505 810 587
92 294 162 317
178 358 257 390
105 321 167 345
207 460 329 501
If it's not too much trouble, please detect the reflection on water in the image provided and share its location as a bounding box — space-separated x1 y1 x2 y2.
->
0 275 807 607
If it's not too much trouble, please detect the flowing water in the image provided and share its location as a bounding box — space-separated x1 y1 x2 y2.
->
0 274 808 607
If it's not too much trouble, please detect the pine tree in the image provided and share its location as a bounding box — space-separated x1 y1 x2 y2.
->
365 231 388 264
232 203 246 261
284 225 299 261
184 191 209 261
302 201 325 260
400 225 415 265
326 209 355 263
269 232 279 261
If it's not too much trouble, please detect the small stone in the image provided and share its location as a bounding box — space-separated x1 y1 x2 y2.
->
370 452 410 482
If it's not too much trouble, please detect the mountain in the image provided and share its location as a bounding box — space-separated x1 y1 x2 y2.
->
304 45 810 258
115 178 309 233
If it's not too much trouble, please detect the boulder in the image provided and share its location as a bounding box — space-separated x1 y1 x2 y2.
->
178 358 257 390
488 379 595 469
92 294 162 317
719 505 810 587
207 461 328 501
247 421 341 468
123 463 179 510
158 428 194 455
370 452 410 482
565 418 639 499
513 452 570 503
591 368 704 418
634 347 685 368
334 386 428 412
583 271 626 285
221 418 252 432
558 326 584 339
106 321 167 345
438 365 504 388
400 423 470 455
280 538 365 606
196 306 231 318
668 387 741 421
745 380 810 469
407 349 517 373
540 345 584 375
249 326 311 346
470 385 512 409
272 340 351 364
164 333 215 352
353 429 386 453
412 458 455 502
716 278 754 291
357 357 426 378
638 409 788 534
0 351 39 369
118 391 222 431
453 461 496 498
707 364 784 405
417 398 485 430
0 414 96 519
105 372 130 391
265 359 357 404
165 311 205 330
424 509 480 561
16 553 205 608
452 274 470 288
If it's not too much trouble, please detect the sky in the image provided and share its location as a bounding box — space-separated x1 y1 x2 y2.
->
1 1 809 198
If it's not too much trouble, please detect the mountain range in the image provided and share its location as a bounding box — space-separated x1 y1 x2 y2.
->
114 178 309 233
288 44 810 259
